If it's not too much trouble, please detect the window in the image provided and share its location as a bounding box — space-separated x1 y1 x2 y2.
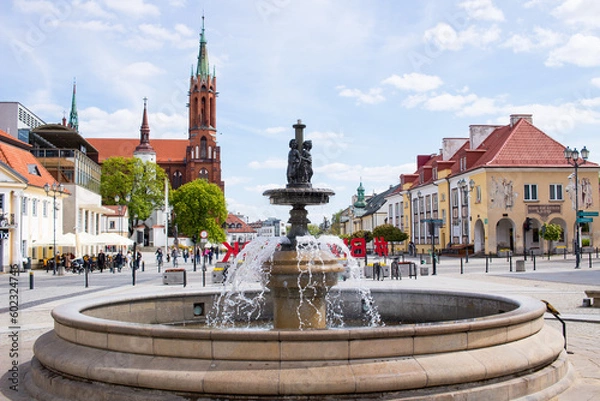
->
475 186 482 203
22 197 28 215
524 184 538 201
32 199 37 216
109 221 116 230
549 184 563 201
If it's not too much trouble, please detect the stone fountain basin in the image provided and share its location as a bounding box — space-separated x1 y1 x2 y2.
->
27 288 572 400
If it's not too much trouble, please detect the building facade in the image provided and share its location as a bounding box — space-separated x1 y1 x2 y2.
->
387 114 599 256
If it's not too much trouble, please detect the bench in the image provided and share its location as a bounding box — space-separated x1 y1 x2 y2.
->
585 290 600 307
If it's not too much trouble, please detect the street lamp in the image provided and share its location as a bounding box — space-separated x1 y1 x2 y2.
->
564 145 589 268
44 182 66 275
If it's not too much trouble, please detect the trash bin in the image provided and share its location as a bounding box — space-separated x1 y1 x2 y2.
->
515 260 525 272
163 268 186 285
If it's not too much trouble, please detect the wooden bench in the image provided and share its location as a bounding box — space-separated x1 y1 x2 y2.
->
585 290 600 307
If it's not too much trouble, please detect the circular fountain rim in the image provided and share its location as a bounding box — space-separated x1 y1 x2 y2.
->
51 288 545 342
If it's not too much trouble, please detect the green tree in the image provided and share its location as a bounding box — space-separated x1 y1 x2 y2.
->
373 224 408 254
307 224 320 236
351 230 373 243
540 223 562 257
100 157 168 231
329 210 343 236
171 179 227 243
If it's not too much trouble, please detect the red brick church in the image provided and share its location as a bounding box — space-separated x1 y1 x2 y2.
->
88 18 224 192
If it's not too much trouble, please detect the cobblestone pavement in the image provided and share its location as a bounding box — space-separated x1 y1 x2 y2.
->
0 252 598 400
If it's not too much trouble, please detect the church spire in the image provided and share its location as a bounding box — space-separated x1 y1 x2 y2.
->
68 78 79 132
196 14 210 78
133 97 156 162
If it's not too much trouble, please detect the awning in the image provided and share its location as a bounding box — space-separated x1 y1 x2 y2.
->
32 233 77 247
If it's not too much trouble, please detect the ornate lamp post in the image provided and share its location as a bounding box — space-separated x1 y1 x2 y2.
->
564 146 589 269
44 182 66 275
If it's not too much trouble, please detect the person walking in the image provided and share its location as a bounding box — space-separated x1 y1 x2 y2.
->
97 250 106 273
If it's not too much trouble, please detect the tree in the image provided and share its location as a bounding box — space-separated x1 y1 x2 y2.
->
373 224 408 254
171 179 227 243
329 210 343 235
307 224 320 236
351 230 373 243
540 223 562 257
100 157 168 232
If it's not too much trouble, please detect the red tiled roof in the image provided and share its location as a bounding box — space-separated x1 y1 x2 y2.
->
87 138 189 163
0 129 55 188
225 214 256 234
472 119 597 169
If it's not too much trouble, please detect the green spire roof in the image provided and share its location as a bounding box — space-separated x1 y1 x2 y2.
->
68 78 79 132
196 15 210 78
354 181 366 208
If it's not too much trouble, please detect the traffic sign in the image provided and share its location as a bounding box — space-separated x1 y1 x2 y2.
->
576 217 593 223
577 210 599 217
200 230 208 239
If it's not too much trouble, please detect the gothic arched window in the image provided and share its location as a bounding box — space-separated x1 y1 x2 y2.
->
173 171 183 189
200 137 207 158
199 168 209 181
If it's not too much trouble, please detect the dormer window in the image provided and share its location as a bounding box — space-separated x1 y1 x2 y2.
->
27 164 41 176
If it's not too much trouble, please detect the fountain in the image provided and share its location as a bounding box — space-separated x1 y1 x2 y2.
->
25 121 573 400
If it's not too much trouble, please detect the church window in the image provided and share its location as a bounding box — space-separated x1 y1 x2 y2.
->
199 168 209 180
195 145 199 159
201 137 207 158
201 97 207 126
208 146 212 159
173 171 183 189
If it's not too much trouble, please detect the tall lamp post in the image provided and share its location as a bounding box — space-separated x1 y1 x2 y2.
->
564 146 589 269
44 182 66 275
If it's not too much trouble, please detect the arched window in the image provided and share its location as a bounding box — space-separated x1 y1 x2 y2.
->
201 97 207 126
173 171 183 189
199 168 209 181
208 146 212 160
195 145 199 159
200 137 207 158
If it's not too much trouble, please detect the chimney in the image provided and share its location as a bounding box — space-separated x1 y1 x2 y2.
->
510 114 533 127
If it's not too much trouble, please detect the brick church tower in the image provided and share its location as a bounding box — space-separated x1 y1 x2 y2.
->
186 16 224 191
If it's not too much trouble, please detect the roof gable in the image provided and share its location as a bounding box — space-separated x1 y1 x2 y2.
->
88 138 188 163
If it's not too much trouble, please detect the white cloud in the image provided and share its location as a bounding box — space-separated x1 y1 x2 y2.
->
264 126 287 136
423 93 479 111
248 158 287 170
336 86 385 105
424 23 501 51
319 162 413 184
102 0 160 18
120 62 165 78
503 27 563 53
546 34 600 67
382 73 443 92
591 77 600 88
458 0 505 21
64 20 125 32
125 23 197 50
552 0 600 29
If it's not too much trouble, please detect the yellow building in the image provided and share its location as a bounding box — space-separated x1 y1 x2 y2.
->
391 114 599 257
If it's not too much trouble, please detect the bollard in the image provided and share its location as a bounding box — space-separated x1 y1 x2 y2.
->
142 261 145 272
533 255 536 271
29 271 34 289
183 270 187 287
132 265 136 286
485 256 489 273
509 253 513 272
564 248 567 259
460 258 464 274
589 252 593 268
85 266 89 288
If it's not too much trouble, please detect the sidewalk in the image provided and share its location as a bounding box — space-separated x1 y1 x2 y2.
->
0 253 598 400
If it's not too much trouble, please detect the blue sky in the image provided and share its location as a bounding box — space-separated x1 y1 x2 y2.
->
1 0 600 225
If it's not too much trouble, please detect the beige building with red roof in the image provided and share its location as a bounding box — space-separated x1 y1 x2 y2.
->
0 129 67 271
384 114 599 259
